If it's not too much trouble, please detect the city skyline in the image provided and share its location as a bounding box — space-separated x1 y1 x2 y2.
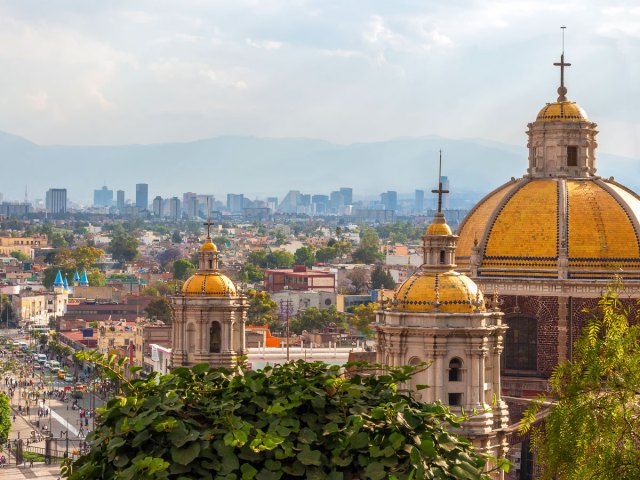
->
0 2 638 159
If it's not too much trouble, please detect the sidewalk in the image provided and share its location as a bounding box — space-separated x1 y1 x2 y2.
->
0 463 62 479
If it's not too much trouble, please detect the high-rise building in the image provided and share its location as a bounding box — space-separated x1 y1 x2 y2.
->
312 195 329 215
279 191 301 214
153 196 163 216
93 186 113 207
329 191 344 213
266 197 279 212
381 191 397 211
441 176 450 209
415 190 425 212
168 197 181 220
116 190 125 210
339 187 353 205
227 194 244 213
46 188 67 214
136 184 149 210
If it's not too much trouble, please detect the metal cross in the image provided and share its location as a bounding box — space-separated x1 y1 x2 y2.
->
554 27 571 101
431 150 449 213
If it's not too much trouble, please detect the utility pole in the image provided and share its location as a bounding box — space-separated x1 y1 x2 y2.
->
279 299 293 362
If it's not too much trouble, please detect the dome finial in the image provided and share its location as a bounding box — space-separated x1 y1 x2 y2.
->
553 26 571 102
431 150 449 214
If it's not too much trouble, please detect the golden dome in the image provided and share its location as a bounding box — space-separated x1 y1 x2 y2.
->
182 272 236 296
456 178 640 279
426 222 453 236
394 271 485 313
200 239 218 252
536 101 588 122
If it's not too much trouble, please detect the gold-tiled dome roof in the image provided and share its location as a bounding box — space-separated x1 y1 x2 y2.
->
536 101 588 122
182 273 236 296
455 178 640 279
394 271 485 313
200 239 218 252
426 222 453 236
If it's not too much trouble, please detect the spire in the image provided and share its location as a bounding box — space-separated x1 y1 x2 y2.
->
73 271 80 283
54 270 64 288
426 151 452 236
553 26 571 102
80 270 89 287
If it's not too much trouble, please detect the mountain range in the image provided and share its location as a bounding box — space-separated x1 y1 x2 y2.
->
1 131 638 207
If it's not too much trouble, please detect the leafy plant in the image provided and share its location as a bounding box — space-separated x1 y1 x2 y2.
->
65 353 503 480
520 278 640 479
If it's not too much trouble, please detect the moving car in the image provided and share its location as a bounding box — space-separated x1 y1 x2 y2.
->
57 369 66 379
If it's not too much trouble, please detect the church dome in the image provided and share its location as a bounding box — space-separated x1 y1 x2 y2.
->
536 101 587 122
456 178 640 279
182 272 237 296
200 240 218 252
426 222 453 236
394 271 486 313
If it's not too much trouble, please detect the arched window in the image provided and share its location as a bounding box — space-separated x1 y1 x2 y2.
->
186 323 196 351
448 358 462 381
210 322 221 353
502 316 537 371
208 259 213 269
439 250 446 264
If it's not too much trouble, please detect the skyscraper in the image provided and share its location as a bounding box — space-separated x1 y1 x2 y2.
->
46 188 67 214
94 186 113 206
415 190 424 212
152 196 163 216
339 187 353 205
116 190 125 210
381 191 397 211
136 183 149 210
227 194 244 213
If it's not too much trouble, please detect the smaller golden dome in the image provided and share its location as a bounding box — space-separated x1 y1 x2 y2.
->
536 102 588 123
394 271 485 313
200 240 218 252
426 222 453 236
182 272 236 296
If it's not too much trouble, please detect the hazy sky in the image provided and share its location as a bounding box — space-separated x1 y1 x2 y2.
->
1 1 640 158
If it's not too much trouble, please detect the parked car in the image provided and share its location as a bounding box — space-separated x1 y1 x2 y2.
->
64 373 74 382
57 369 66 379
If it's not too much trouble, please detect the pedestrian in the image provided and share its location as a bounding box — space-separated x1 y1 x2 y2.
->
12 415 15 423
29 459 33 468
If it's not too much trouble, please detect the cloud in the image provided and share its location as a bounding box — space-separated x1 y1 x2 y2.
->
246 38 283 50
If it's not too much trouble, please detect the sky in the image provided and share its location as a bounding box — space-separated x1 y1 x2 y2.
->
1 1 640 158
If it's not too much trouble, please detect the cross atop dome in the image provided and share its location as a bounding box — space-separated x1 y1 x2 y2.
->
553 26 571 102
431 150 449 214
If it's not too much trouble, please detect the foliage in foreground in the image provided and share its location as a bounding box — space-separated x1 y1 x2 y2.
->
65 356 501 480
521 280 640 480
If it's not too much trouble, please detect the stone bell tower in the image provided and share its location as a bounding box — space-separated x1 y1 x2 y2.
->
171 223 247 369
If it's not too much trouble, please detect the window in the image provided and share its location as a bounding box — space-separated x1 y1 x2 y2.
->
448 358 462 381
187 324 196 351
567 146 578 167
502 316 537 371
439 250 446 264
210 322 221 353
448 393 462 406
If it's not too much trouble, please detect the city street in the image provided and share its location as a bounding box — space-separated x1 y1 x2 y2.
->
1 329 106 477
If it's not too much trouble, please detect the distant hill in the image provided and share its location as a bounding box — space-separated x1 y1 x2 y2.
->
0 131 638 205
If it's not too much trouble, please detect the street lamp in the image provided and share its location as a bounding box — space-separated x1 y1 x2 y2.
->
61 430 69 458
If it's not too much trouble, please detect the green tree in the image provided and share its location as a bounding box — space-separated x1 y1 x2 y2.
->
144 298 172 323
246 289 278 327
275 230 287 246
0 392 11 445
521 280 640 480
240 262 264 283
247 250 268 268
87 269 106 287
370 265 396 289
290 306 346 334
142 286 159 297
315 246 337 263
171 230 183 244
349 303 377 338
64 356 504 480
173 259 196 281
109 232 139 263
352 228 383 264
294 246 315 267
267 250 295 268
49 232 68 248
213 236 231 249
9 250 30 262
